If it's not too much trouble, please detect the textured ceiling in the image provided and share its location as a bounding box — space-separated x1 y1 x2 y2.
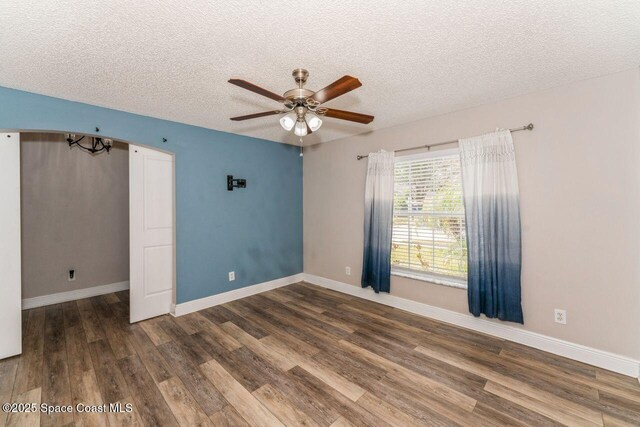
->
1 1 639 145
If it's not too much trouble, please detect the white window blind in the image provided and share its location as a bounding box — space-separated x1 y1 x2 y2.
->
392 151 468 283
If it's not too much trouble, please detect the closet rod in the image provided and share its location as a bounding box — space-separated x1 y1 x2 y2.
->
356 123 534 160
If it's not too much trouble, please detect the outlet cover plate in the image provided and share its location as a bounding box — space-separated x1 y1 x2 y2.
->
229 271 235 281
554 309 567 324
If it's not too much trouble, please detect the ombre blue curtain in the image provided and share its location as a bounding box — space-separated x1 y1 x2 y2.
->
459 130 524 323
361 150 395 293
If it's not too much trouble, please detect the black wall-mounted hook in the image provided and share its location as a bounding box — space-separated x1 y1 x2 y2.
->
95 127 100 133
227 175 247 191
162 138 168 143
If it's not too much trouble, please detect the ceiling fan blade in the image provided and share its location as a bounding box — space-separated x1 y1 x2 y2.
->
230 110 283 121
321 108 374 124
228 79 285 102
309 76 362 104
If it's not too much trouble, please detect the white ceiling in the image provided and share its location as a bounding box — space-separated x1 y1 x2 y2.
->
1 1 639 145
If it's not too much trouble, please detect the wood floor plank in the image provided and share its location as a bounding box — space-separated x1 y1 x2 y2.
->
70 369 109 427
139 317 172 346
267 299 352 341
117 354 179 426
471 401 550 427
330 416 356 427
595 369 640 403
41 305 73 427
311 347 387 391
208 405 250 427
288 365 393 427
12 307 45 395
356 392 431 427
259 334 307 366
215 346 280 393
137 346 175 384
370 375 473 426
485 381 602 426
76 298 106 343
499 348 607 401
416 344 604 425
232 301 322 358
128 323 158 354
296 282 354 303
61 301 82 329
102 293 121 304
212 306 269 339
597 390 640 425
230 300 337 354
172 312 217 335
105 400 144 427
6 387 41 427
65 324 93 376
88 339 131 404
298 358 366 402
198 322 243 352
285 301 357 334
158 376 214 427
261 289 295 304
426 333 602 406
220 321 297 371
337 339 477 412
103 319 138 360
200 359 284 426
344 331 490 404
157 340 227 415
502 340 597 378
268 371 342 425
190 328 234 363
0 357 19 426
253 383 321 427
602 413 639 427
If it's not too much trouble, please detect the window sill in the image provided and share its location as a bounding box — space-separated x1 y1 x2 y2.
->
391 270 468 290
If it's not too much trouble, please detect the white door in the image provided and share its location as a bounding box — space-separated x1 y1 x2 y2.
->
129 145 174 323
0 133 22 359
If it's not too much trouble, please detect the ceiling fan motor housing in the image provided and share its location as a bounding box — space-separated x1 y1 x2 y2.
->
284 69 314 109
292 68 309 85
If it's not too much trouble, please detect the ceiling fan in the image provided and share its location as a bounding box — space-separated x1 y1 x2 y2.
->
228 68 374 138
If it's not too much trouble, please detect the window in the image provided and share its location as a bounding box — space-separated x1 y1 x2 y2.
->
391 149 467 287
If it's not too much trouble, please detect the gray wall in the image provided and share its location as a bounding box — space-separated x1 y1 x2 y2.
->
303 68 640 359
20 133 129 299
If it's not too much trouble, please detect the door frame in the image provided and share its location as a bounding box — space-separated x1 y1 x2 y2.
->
0 132 22 359
0 128 177 325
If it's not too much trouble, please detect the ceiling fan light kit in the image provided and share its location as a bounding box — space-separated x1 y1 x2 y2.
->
228 68 374 150
306 113 322 131
294 120 308 137
279 113 297 131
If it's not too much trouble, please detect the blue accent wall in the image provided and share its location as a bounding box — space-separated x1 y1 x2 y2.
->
0 86 303 304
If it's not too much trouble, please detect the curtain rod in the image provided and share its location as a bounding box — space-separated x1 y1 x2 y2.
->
356 123 534 160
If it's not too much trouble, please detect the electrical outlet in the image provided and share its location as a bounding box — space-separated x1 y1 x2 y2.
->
554 309 567 324
68 269 76 281
345 266 351 276
228 271 235 281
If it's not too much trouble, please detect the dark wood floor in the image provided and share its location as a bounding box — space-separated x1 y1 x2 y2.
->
1 282 639 426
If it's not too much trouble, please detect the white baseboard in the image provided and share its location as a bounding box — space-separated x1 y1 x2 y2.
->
172 273 304 317
303 273 640 378
22 281 130 310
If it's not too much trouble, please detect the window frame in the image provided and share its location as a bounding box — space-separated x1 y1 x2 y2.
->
391 148 468 289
